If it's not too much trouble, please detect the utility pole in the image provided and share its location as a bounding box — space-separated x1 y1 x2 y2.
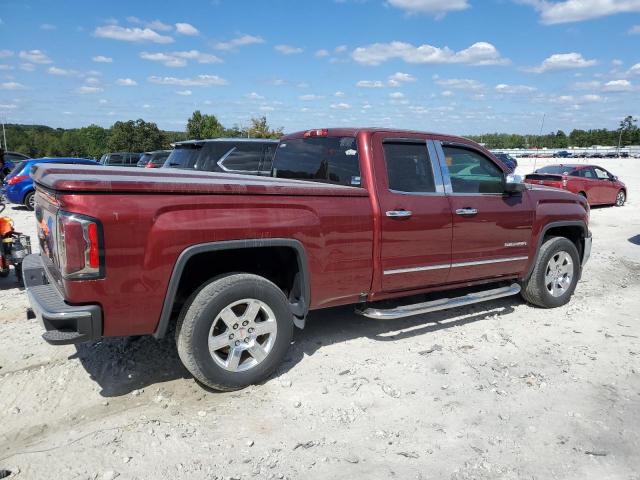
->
617 128 623 158
1 116 6 150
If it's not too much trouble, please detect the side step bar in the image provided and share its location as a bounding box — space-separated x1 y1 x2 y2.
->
356 283 521 320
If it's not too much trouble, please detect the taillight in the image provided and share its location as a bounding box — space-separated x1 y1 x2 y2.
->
57 211 104 279
303 129 328 138
7 175 28 185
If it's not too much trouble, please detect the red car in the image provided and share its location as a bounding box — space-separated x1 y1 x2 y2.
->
525 164 626 206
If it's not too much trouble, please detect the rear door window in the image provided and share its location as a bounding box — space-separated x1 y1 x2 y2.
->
273 136 361 187
594 167 610 179
218 144 263 173
579 168 596 179
108 154 124 165
383 141 436 193
261 144 276 173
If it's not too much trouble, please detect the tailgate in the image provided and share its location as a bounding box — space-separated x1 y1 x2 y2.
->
34 188 61 272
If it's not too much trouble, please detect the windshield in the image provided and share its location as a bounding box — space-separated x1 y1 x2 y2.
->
137 153 152 167
536 165 573 175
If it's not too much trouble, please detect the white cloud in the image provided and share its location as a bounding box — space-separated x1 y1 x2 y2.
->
387 0 469 15
603 79 633 92
315 49 330 57
629 63 640 75
572 80 601 89
92 55 113 63
94 25 174 44
259 105 275 111
126 17 174 32
40 23 56 30
148 74 228 86
330 102 351 109
581 94 602 102
116 78 138 86
522 0 640 24
389 92 405 99
441 90 454 97
0 103 18 110
99 99 108 104
19 50 52 64
495 83 537 93
20 63 36 71
388 72 417 84
0 50 13 58
630 25 640 34
47 66 76 76
213 35 264 51
245 92 264 100
436 78 484 90
77 86 103 94
356 80 385 88
0 82 26 90
527 52 597 73
140 50 222 67
175 22 199 36
334 45 348 54
334 91 345 97
275 44 304 55
0 64 14 71
176 89 192 96
352 41 508 66
299 94 324 100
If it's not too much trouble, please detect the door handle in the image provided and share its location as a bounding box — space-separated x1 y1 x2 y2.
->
455 208 478 216
386 210 412 218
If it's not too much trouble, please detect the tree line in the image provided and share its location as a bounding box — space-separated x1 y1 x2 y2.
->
3 113 637 158
2 112 284 159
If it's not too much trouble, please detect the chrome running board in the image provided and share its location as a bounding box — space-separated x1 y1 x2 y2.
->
356 283 521 320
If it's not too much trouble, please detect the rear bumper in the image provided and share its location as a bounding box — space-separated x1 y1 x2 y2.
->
23 254 102 345
582 231 592 266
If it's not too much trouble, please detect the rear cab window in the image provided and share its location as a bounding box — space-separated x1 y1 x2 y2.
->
272 136 361 187
383 141 436 193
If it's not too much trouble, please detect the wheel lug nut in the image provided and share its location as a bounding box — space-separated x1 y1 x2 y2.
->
229 334 234 340
248 328 254 333
244 338 250 343
233 324 239 330
235 340 240 346
242 321 248 326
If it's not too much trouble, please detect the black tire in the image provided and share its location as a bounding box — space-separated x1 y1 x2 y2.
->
15 263 23 284
175 273 294 391
615 189 626 207
24 191 35 211
578 191 587 202
521 236 580 308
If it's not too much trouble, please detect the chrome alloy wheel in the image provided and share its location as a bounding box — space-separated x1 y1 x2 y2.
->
207 298 278 372
616 190 626 206
545 251 573 297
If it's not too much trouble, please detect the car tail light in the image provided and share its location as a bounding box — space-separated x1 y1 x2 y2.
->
57 211 104 279
303 129 328 138
6 175 28 185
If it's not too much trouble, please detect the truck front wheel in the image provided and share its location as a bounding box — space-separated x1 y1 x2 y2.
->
175 273 294 391
521 236 580 308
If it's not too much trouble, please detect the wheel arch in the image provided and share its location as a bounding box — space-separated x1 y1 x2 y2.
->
153 238 310 339
524 220 588 281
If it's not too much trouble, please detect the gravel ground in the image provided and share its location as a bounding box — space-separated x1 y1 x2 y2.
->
0 158 639 480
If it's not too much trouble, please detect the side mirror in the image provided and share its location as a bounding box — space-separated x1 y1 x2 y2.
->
504 173 525 193
610 175 618 181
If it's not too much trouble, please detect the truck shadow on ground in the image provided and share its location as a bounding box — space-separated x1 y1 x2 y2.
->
72 296 517 397
0 270 23 291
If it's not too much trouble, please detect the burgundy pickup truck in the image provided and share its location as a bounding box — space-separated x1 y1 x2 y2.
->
24 128 591 390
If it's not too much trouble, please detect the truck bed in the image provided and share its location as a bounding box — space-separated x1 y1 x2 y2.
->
31 164 368 197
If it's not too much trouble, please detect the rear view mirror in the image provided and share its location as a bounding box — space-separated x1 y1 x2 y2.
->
504 173 525 193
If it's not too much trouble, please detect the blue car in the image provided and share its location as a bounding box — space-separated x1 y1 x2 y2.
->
1 157 98 210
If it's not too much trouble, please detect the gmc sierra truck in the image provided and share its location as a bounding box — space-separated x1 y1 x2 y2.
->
23 128 591 391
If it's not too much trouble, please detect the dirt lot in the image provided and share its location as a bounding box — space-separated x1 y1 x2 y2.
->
1 158 639 480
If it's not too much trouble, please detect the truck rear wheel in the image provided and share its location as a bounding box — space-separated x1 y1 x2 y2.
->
175 273 294 391
521 236 580 308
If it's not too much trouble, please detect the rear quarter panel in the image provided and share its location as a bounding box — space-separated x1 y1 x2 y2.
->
56 192 374 336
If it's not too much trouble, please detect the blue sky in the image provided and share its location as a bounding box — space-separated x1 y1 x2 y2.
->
0 0 639 135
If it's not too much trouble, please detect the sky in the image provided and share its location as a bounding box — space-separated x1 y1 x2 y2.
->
0 0 639 135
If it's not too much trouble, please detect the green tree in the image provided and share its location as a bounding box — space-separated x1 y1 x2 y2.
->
108 119 164 152
247 116 283 139
186 110 224 139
